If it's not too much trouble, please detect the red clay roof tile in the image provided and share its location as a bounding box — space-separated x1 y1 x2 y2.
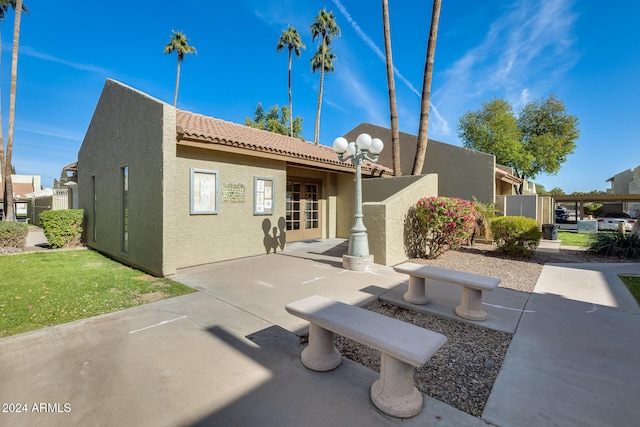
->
175 110 392 176
12 183 34 198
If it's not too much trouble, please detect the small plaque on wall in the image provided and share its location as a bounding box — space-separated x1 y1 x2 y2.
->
223 183 246 203
254 177 274 215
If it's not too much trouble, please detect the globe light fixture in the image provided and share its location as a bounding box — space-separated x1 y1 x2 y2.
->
332 133 384 270
333 137 348 154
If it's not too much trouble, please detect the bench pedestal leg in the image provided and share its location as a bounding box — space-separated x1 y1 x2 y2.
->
370 353 423 418
455 287 487 321
301 323 342 371
403 276 430 305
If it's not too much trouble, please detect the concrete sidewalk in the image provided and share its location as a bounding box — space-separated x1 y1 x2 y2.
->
484 262 640 426
1 238 639 426
25 228 47 247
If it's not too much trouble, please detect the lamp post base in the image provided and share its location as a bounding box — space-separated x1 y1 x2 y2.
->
342 254 374 271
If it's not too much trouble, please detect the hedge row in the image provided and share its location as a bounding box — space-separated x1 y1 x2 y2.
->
39 209 84 249
0 221 28 252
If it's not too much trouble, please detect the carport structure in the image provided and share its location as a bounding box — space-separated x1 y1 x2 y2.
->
554 194 640 220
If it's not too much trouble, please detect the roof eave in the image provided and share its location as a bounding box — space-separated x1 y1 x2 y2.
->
176 136 392 176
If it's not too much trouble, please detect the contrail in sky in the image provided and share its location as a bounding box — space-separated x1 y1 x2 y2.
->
331 0 421 97
332 0 451 134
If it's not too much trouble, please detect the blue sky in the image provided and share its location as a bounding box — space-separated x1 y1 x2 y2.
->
1 0 638 194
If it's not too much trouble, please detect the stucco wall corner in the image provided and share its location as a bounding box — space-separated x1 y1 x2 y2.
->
363 202 387 265
361 174 438 266
161 105 178 276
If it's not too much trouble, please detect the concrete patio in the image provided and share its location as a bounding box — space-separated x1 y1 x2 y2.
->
1 238 639 426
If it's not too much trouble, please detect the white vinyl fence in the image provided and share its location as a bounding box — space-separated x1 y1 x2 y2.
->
28 188 71 226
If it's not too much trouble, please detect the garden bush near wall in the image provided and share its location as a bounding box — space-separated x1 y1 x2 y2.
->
490 216 541 258
39 209 84 249
0 221 28 253
413 197 476 259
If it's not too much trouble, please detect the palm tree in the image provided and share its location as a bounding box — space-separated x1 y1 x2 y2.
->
412 0 441 175
310 9 340 145
164 30 196 107
382 0 400 176
310 44 336 144
276 26 305 138
3 0 28 221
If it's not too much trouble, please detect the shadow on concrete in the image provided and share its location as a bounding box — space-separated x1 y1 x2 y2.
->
277 252 344 269
188 325 402 426
188 324 479 427
278 239 348 269
313 240 349 257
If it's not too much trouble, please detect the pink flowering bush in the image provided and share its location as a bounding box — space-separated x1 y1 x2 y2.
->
413 197 477 258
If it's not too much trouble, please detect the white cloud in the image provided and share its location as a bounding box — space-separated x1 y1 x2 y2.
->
19 46 111 76
16 120 84 142
435 0 578 140
330 0 450 136
429 103 450 136
332 63 387 127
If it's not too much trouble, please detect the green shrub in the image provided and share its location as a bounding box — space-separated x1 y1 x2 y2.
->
588 231 640 259
39 209 84 249
583 203 603 218
472 197 500 243
413 197 476 258
491 216 541 258
0 221 28 252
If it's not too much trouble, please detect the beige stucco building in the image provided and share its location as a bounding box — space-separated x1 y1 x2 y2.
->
78 79 522 276
344 123 521 204
79 79 418 276
0 174 41 220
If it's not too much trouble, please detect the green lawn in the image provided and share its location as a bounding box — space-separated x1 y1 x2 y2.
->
557 230 595 247
0 250 196 338
620 276 640 305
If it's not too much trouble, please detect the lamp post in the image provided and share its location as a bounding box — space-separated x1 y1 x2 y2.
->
333 133 384 270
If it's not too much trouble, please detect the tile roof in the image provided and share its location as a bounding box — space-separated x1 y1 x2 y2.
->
175 110 392 176
12 183 34 199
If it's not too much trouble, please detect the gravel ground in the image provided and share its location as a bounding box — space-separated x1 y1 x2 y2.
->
335 243 635 418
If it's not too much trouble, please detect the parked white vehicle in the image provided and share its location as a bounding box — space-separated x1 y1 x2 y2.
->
596 213 636 231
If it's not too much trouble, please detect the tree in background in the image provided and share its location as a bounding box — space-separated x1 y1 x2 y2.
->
382 0 400 176
412 0 441 175
164 30 196 107
245 103 304 138
458 95 579 193
548 187 566 196
570 189 607 196
518 95 580 179
3 0 28 221
535 183 548 195
276 26 305 138
310 9 340 145
583 202 604 218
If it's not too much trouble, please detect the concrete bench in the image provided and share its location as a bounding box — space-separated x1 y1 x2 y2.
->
285 295 447 418
393 263 500 321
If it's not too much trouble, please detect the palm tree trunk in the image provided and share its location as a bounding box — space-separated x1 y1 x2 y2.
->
5 0 24 221
382 0 401 176
173 57 181 107
288 48 293 137
412 0 441 175
0 25 5 219
314 41 326 145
